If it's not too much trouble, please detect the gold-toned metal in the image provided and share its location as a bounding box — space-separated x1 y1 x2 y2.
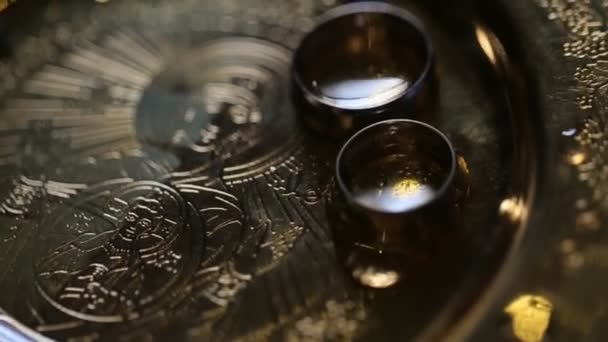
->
0 0 13 12
499 197 527 223
567 151 586 166
505 295 553 342
1 0 606 341
391 179 424 199
475 25 497 66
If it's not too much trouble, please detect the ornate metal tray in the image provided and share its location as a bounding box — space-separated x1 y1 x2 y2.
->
0 0 604 341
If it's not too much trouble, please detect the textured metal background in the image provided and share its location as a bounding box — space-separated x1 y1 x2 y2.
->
0 0 603 341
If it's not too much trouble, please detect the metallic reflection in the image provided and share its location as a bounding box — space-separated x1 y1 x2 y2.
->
457 156 470 176
320 78 408 100
475 26 497 66
568 151 586 165
576 210 601 231
474 24 508 74
0 0 13 12
351 266 400 289
499 197 527 223
0 315 53 342
505 295 553 342
392 178 423 198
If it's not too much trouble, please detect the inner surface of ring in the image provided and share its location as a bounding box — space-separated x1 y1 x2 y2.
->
296 11 429 110
339 121 453 213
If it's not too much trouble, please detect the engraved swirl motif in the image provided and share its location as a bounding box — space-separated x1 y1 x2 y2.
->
0 0 341 339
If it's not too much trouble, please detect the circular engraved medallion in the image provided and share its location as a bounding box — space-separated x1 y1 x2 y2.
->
33 181 204 323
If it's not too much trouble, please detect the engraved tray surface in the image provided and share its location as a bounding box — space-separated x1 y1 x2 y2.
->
0 0 605 341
